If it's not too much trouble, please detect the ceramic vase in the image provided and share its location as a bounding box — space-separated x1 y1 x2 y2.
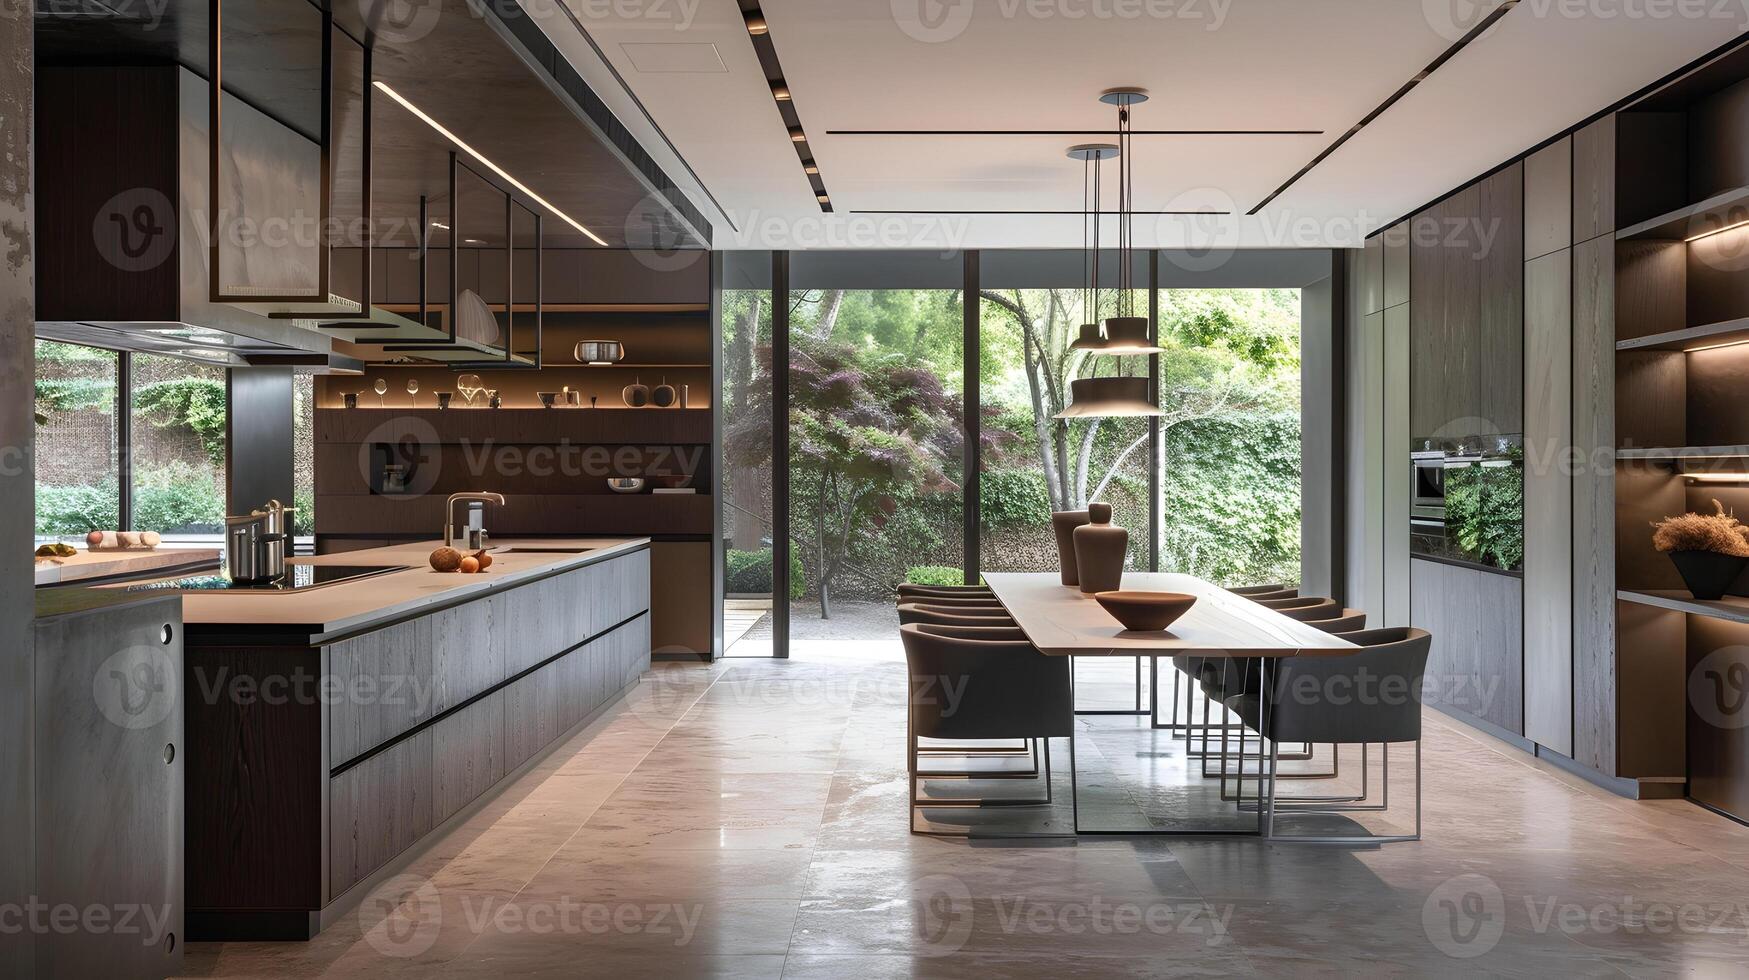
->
1073 503 1127 595
1051 510 1090 586
1668 550 1748 600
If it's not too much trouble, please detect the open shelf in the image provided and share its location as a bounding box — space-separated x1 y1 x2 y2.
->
1616 184 1749 241
1617 445 1749 459
1617 316 1749 352
1619 589 1749 625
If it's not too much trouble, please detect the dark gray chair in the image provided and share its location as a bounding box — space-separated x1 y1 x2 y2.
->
1222 627 1432 843
1305 609 1367 633
896 595 1007 609
1257 595 1334 612
898 603 1015 627
900 623 1073 836
899 583 994 600
1272 599 1342 622
1229 583 1289 596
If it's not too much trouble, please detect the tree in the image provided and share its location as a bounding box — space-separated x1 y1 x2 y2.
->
726 334 960 618
978 288 1278 513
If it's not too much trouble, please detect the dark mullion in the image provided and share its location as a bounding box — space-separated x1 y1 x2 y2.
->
963 250 980 586
1147 251 1160 573
771 251 791 659
117 350 133 532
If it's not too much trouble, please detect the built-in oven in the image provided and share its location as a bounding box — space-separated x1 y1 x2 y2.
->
1412 450 1448 524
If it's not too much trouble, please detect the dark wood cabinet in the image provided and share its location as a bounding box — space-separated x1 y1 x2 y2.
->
1409 163 1525 439
1410 558 1525 735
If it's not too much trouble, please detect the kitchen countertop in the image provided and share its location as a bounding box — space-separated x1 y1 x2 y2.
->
93 537 650 642
33 547 221 586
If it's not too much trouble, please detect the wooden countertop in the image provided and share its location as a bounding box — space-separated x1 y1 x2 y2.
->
34 547 220 586
983 572 1358 658
93 537 649 642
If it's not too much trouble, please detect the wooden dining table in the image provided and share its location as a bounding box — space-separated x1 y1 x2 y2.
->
981 572 1359 836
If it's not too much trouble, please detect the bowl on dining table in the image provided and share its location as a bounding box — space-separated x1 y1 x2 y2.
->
1094 591 1196 632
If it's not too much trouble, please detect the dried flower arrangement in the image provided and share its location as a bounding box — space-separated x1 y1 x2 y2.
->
1651 500 1749 557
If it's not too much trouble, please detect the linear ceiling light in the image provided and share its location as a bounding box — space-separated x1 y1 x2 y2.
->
374 81 609 247
1686 218 1749 243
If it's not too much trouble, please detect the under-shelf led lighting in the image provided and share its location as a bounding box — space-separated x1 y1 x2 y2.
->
430 221 450 230
1686 218 1749 243
1685 338 1749 353
1685 472 1749 483
374 81 610 248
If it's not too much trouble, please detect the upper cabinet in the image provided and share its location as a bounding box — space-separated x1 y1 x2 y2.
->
1409 163 1526 440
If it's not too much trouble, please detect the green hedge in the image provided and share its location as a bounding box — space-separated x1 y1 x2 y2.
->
36 463 224 536
905 565 976 587
726 547 805 599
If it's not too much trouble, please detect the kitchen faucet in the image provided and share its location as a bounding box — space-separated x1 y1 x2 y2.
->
444 492 506 550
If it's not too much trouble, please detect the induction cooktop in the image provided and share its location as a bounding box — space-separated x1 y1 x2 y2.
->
118 564 408 593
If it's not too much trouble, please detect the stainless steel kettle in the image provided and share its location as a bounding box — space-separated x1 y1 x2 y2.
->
226 499 294 583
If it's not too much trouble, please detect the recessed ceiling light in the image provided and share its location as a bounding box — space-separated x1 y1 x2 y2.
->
374 81 610 248
744 11 768 34
789 127 806 143
772 81 790 101
816 194 829 204
803 164 819 175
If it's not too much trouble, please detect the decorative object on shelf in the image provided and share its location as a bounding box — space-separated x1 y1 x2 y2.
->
652 378 678 408
1094 590 1195 631
457 374 484 406
406 377 420 407
622 378 650 408
343 392 358 409
1073 502 1128 594
653 473 693 489
537 391 558 409
607 478 646 494
373 378 388 407
1051 509 1090 586
1652 499 1749 600
574 340 624 365
563 386 581 407
590 396 598 409
488 390 502 409
436 391 453 410
680 384 690 409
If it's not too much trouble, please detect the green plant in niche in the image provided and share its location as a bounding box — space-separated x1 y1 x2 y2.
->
1443 449 1524 571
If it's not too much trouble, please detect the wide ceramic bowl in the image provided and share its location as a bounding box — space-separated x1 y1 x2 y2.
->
607 478 646 494
1094 591 1196 632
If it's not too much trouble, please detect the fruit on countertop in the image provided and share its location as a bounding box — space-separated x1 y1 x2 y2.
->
459 556 480 574
430 546 464 572
475 550 493 569
35 543 76 558
86 530 104 548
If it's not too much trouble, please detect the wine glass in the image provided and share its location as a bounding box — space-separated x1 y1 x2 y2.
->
406 377 420 408
456 374 484 407
372 378 387 407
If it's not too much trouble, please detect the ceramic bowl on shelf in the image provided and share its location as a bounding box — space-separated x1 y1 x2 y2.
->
537 391 559 408
1093 591 1196 632
607 478 646 494
652 473 693 489
574 340 624 364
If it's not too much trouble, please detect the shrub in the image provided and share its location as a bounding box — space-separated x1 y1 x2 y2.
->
132 463 225 534
726 547 805 599
980 468 1052 529
905 565 974 587
35 479 121 535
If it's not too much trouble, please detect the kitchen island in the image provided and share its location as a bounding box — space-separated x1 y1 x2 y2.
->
159 537 652 940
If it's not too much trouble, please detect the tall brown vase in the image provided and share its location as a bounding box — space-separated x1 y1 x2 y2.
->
1051 510 1090 586
1073 503 1128 594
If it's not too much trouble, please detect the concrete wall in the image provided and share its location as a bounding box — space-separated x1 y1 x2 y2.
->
0 7 35 975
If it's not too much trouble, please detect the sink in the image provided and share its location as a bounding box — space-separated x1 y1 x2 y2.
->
493 547 591 554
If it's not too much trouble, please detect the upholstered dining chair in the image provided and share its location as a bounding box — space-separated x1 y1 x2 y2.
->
1257 594 1334 611
1304 609 1367 633
898 583 994 600
1240 588 1299 602
1228 583 1290 596
1271 599 1343 622
900 623 1073 837
1221 627 1432 843
897 603 1016 627
895 595 1008 609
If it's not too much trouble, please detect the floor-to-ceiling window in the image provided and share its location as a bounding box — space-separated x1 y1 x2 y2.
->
721 252 779 656
129 353 227 540
33 340 120 544
785 251 964 649
293 372 315 551
1155 288 1303 586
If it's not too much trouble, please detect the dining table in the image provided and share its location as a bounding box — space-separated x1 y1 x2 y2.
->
981 571 1359 836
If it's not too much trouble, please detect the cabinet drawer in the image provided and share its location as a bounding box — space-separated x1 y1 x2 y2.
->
329 728 434 899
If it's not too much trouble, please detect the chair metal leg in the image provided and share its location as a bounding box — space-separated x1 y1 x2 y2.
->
1259 740 1423 844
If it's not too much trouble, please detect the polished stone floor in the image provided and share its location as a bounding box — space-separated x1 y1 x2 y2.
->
182 645 1749 978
